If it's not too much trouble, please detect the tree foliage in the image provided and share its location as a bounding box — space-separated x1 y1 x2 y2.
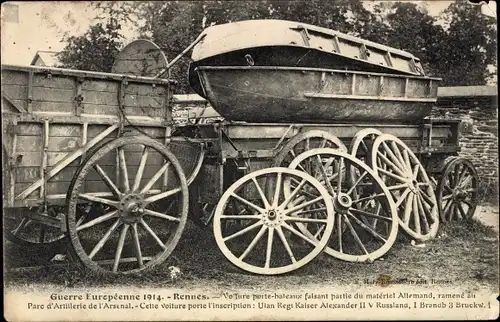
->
57 18 123 72
58 0 497 89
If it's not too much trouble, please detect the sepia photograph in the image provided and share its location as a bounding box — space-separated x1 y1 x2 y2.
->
2 1 498 320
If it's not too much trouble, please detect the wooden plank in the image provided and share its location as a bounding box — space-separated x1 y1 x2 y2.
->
27 71 33 112
1 70 29 85
81 81 167 96
16 152 81 167
33 74 75 89
124 94 165 109
406 79 430 98
15 166 40 183
15 123 82 137
15 135 43 152
16 136 79 152
354 74 380 96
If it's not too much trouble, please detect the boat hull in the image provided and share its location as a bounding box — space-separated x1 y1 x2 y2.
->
188 46 419 98
196 66 440 124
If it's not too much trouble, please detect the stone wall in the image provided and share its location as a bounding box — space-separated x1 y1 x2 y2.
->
433 95 498 197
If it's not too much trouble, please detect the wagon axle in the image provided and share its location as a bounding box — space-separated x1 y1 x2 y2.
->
333 193 353 214
119 194 145 223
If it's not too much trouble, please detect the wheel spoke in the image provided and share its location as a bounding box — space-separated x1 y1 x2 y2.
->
281 179 307 209
94 164 122 197
346 211 387 243
403 192 413 224
419 189 435 207
346 171 367 196
271 172 282 207
140 162 170 194
412 193 421 235
220 214 261 220
336 157 344 192
285 216 328 223
337 213 343 253
377 167 407 182
251 177 271 209
238 225 267 260
284 196 324 215
77 210 118 231
360 140 369 154
313 224 326 239
143 187 182 205
390 141 409 172
343 214 368 255
291 207 328 216
441 194 453 201
353 192 386 204
88 219 121 259
11 217 29 235
276 226 296 263
402 149 412 172
265 227 274 269
449 203 457 221
230 193 265 213
416 194 432 228
78 194 119 208
458 174 473 189
118 148 130 192
143 209 180 222
224 220 262 242
412 164 420 180
112 224 129 272
281 222 316 246
457 202 468 220
382 141 406 171
140 218 166 250
133 146 149 192
317 155 336 196
350 207 393 222
394 189 411 208
131 223 144 268
442 199 453 220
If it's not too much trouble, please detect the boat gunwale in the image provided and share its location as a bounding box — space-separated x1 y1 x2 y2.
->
195 65 442 81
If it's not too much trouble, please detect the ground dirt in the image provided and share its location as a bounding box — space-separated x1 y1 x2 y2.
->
4 203 499 293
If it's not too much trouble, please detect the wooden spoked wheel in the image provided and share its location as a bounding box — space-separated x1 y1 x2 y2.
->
213 167 334 275
288 148 398 262
4 206 67 248
437 157 479 222
273 130 347 168
66 136 188 274
349 128 383 164
371 134 439 241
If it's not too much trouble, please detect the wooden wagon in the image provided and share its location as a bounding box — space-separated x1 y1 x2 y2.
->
2 31 480 276
2 64 204 274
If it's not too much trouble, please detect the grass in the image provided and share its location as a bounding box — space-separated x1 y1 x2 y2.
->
4 212 499 292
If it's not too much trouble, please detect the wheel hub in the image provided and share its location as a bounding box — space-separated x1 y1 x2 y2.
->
263 209 283 227
334 193 352 214
119 193 144 223
407 178 419 194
